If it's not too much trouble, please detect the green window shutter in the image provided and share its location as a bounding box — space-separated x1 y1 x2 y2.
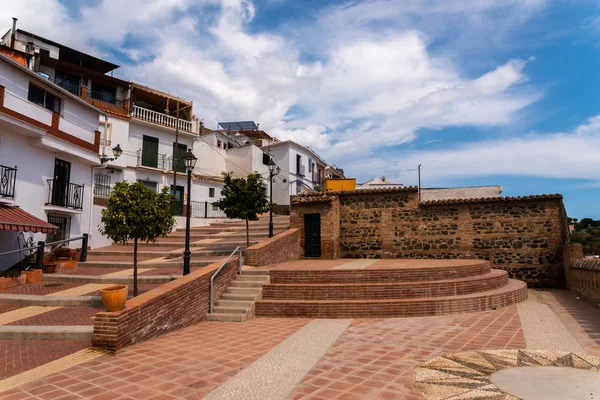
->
172 143 187 173
142 136 159 168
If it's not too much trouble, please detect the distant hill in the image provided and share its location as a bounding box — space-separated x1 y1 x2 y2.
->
569 217 600 256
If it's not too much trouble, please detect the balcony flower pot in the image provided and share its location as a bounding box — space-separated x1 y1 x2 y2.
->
100 285 128 312
43 263 57 274
24 269 43 284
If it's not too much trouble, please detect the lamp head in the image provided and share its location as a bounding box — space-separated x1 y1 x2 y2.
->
112 144 123 159
182 149 198 171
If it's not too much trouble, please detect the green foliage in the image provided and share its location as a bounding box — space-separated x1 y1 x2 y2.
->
99 181 175 244
213 172 269 246
99 181 175 296
570 216 600 256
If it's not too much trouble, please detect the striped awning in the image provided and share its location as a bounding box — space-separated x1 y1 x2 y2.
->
0 205 58 234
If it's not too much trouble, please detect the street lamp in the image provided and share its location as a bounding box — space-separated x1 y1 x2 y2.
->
182 149 197 275
267 158 281 238
99 144 123 164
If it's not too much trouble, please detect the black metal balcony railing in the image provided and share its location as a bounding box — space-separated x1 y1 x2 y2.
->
87 90 124 107
167 156 186 173
0 165 17 198
46 179 84 210
55 80 81 96
136 150 167 170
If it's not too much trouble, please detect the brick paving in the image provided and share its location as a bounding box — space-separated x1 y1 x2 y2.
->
6 306 101 326
0 340 90 380
291 306 524 400
0 318 309 399
2 282 86 296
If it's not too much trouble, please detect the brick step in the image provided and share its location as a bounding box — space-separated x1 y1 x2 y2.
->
230 280 265 288
268 261 491 284
262 270 508 300
240 268 271 276
43 274 176 284
78 259 218 269
235 274 269 283
213 305 252 314
221 292 261 301
0 325 94 341
226 287 262 294
0 293 104 307
205 313 247 322
180 225 289 234
255 279 527 318
215 299 254 308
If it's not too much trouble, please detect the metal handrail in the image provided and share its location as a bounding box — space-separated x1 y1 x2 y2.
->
209 247 243 313
45 235 85 248
0 246 37 258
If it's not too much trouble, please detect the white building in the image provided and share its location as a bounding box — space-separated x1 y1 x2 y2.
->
261 140 327 212
357 176 404 190
0 52 104 269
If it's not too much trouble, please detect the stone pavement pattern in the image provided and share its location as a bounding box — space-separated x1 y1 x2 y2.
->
0 289 598 399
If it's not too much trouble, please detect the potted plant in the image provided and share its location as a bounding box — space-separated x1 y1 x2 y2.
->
100 285 128 311
43 263 57 274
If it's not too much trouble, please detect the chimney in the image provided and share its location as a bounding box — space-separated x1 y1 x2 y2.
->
10 17 17 49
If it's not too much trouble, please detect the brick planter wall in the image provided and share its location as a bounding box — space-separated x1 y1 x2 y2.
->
92 256 239 351
568 259 600 309
245 229 300 267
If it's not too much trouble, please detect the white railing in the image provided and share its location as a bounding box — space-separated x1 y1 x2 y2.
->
131 105 193 132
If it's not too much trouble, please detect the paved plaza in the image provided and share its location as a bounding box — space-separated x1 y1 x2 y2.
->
0 288 598 399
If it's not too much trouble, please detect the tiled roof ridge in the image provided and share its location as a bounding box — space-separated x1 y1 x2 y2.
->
420 193 563 206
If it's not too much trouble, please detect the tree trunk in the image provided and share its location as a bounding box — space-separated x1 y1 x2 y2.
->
133 237 138 297
246 219 250 248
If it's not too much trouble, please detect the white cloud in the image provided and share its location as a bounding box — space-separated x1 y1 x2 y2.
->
386 115 600 185
0 0 556 180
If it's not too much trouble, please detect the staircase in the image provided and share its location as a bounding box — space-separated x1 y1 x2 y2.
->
206 269 270 322
254 259 528 318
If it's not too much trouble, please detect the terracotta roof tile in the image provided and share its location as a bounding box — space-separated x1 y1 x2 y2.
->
420 193 563 206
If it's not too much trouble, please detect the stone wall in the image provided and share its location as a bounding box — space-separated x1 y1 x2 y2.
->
291 188 568 287
92 256 239 351
245 229 301 267
565 245 600 309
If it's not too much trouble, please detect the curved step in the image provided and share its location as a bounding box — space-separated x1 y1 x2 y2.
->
262 269 508 300
0 325 93 340
268 261 491 284
255 279 527 318
43 274 177 284
0 293 103 307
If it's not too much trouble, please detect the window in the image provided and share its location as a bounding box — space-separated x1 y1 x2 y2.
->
172 143 187 173
227 142 233 149
141 136 159 168
94 173 111 199
137 180 158 192
262 152 271 166
296 180 303 194
28 82 61 112
296 154 303 175
209 188 215 198
46 213 71 242
308 158 313 173
217 139 222 148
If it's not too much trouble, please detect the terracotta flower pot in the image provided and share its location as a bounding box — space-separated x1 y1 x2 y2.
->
100 285 128 312
16 275 26 285
43 263 57 274
24 269 43 284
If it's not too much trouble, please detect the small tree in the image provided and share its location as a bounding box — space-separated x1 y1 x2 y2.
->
99 181 175 296
213 172 269 247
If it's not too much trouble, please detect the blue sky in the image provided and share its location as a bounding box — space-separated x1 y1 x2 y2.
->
2 0 599 218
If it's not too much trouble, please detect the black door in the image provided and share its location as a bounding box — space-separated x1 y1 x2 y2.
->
304 214 321 257
171 185 184 216
52 159 71 207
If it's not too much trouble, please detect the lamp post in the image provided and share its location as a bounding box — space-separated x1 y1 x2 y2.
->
182 149 197 275
267 158 281 238
99 144 123 164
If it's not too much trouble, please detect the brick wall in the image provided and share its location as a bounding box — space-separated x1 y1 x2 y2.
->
291 188 568 287
92 256 239 351
290 199 340 259
245 229 301 267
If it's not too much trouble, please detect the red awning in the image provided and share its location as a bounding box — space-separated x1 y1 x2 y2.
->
0 206 58 234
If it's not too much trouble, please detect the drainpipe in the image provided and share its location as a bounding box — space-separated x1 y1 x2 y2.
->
88 114 110 246
10 18 17 49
